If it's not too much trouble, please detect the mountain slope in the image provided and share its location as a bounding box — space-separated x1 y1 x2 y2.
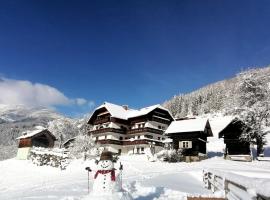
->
163 66 270 119
0 105 66 160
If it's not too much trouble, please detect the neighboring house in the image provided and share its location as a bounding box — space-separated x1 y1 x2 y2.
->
63 137 76 149
87 102 174 154
16 126 56 160
217 118 252 161
165 118 213 161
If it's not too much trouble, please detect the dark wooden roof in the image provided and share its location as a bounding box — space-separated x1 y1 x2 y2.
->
218 118 249 139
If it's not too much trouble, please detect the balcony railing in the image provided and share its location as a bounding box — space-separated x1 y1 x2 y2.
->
96 139 163 147
151 116 171 124
97 139 123 145
123 139 163 146
127 127 164 135
90 128 125 135
93 117 110 125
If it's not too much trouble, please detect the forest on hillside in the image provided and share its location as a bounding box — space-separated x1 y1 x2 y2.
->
163 66 270 120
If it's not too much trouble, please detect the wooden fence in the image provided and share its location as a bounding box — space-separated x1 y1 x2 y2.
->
203 169 270 200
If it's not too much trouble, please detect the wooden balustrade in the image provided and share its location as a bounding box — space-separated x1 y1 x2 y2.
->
90 128 125 135
127 127 163 135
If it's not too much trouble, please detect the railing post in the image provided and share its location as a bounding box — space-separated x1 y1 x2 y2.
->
224 178 228 198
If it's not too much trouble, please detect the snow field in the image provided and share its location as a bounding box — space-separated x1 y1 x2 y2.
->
1 155 270 200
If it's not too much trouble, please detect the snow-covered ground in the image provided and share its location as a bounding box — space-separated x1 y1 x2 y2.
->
1 155 270 200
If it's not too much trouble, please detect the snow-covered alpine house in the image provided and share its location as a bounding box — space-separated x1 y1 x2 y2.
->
16 126 56 160
87 102 174 154
165 118 213 161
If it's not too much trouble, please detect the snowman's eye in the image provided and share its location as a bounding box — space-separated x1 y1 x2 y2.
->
106 161 108 163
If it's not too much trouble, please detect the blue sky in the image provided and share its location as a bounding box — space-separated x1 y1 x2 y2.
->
1 0 270 117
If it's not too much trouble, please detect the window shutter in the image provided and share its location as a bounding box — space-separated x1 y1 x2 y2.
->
179 141 183 148
188 141 192 148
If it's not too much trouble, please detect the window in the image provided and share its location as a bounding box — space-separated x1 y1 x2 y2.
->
141 147 144 153
142 123 145 128
158 125 162 129
158 137 160 140
96 137 98 141
119 137 123 140
138 124 141 128
105 135 107 139
138 135 140 139
179 141 192 149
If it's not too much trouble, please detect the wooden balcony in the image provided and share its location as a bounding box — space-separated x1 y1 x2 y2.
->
97 139 163 147
127 127 164 135
151 116 171 124
93 117 110 125
123 139 163 146
90 128 125 135
97 139 123 145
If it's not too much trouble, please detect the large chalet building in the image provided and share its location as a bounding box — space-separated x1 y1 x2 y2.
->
87 102 174 154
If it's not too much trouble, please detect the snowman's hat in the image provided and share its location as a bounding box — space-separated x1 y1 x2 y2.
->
100 150 113 161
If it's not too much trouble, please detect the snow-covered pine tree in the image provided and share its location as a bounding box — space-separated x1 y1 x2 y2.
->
236 68 270 156
69 122 98 160
48 118 79 148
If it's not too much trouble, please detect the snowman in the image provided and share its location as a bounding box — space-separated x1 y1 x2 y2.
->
83 150 133 200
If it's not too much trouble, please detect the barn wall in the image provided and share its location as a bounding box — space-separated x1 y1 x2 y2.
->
18 138 32 148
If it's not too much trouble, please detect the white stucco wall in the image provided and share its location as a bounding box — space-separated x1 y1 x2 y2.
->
17 147 31 160
145 121 168 130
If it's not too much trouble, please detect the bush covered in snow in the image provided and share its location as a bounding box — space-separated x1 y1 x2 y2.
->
156 149 184 162
29 147 69 169
69 134 99 160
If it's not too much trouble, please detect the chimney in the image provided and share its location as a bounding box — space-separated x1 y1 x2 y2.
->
122 105 128 110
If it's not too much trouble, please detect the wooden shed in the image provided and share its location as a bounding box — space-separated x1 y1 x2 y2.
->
218 118 251 161
165 118 213 161
16 127 56 160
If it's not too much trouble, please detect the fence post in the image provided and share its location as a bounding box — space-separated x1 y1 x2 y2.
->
223 178 228 198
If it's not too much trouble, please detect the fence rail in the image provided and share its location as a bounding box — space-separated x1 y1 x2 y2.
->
203 169 270 200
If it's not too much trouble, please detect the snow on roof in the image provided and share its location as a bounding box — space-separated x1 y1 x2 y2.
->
93 102 172 120
165 118 209 134
16 126 48 139
95 102 133 120
127 104 170 118
209 116 235 137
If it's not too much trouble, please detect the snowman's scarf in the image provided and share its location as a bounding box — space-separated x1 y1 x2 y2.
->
94 169 116 181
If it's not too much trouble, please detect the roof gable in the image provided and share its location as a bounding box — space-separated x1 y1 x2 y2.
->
17 127 56 140
209 116 236 137
88 102 174 124
218 118 247 138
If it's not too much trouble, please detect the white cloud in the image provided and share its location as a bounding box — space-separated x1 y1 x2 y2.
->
74 98 87 106
0 77 93 108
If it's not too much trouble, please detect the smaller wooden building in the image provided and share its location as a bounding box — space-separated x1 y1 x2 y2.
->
217 118 251 161
63 137 76 149
165 118 213 161
16 127 56 160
